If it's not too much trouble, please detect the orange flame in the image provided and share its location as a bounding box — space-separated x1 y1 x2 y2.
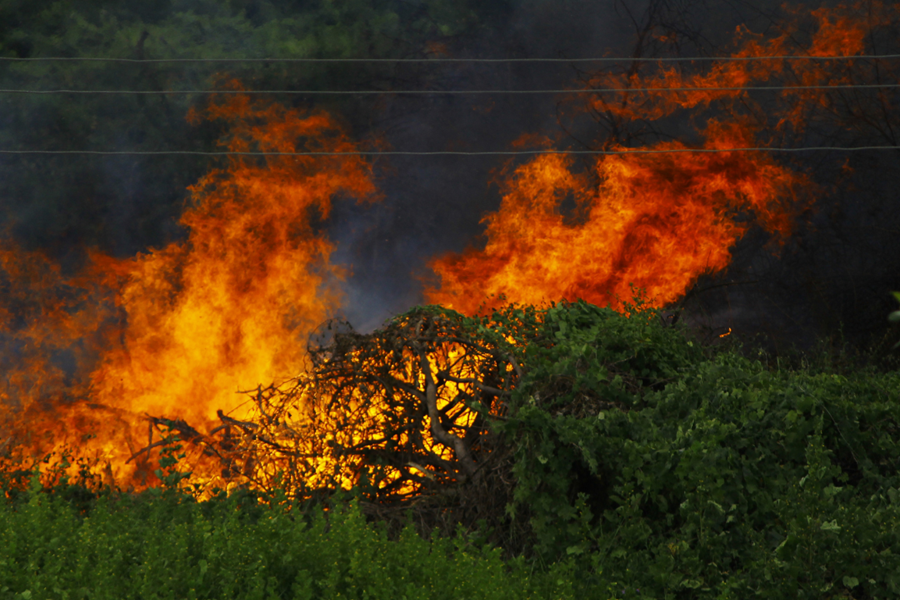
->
0 244 118 464
579 1 891 130
2 93 377 489
426 1 896 314
427 121 809 314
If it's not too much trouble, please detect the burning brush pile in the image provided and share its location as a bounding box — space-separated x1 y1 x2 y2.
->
1 294 546 544
2 0 899 522
203 304 539 534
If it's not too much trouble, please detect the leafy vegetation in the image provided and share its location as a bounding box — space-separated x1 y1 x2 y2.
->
0 480 574 600
501 301 900 598
4 299 900 599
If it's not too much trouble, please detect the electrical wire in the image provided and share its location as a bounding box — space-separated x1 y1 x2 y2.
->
1 83 898 95
1 146 897 157
1 55 899 63
1 55 896 156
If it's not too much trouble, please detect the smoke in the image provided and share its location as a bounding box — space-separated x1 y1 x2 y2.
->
334 0 900 355
328 0 634 330
2 0 899 350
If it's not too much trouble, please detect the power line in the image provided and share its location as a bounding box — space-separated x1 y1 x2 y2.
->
2 83 897 95
1 54 899 64
0 146 897 157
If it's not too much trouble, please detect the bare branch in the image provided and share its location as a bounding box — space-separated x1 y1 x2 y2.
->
416 345 478 480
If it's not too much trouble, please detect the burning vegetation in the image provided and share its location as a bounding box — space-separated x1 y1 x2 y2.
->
2 92 378 491
1 1 899 510
206 304 540 540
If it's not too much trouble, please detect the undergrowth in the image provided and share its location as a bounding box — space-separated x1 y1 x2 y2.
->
4 299 900 599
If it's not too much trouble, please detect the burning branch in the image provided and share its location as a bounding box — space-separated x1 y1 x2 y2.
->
197 305 533 505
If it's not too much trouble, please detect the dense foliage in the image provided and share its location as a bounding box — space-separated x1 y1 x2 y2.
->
0 481 574 600
499 301 900 598
5 300 900 599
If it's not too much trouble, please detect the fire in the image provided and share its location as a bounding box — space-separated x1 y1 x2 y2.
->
217 307 523 502
0 243 119 466
1 92 377 490
426 125 809 314
3 1 895 499
426 1 894 314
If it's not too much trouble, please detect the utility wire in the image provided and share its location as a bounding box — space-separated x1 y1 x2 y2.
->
1 83 898 95
2 57 896 155
1 55 899 63
1 147 897 157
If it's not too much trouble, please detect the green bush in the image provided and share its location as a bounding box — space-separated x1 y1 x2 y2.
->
0 486 576 600
501 300 900 599
6 300 900 600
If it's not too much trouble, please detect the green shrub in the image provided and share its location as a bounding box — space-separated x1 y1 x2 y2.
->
501 300 900 599
0 486 576 600
6 300 900 600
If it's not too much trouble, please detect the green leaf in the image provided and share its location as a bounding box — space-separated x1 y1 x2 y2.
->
842 576 859 589
820 520 841 533
888 487 900 505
